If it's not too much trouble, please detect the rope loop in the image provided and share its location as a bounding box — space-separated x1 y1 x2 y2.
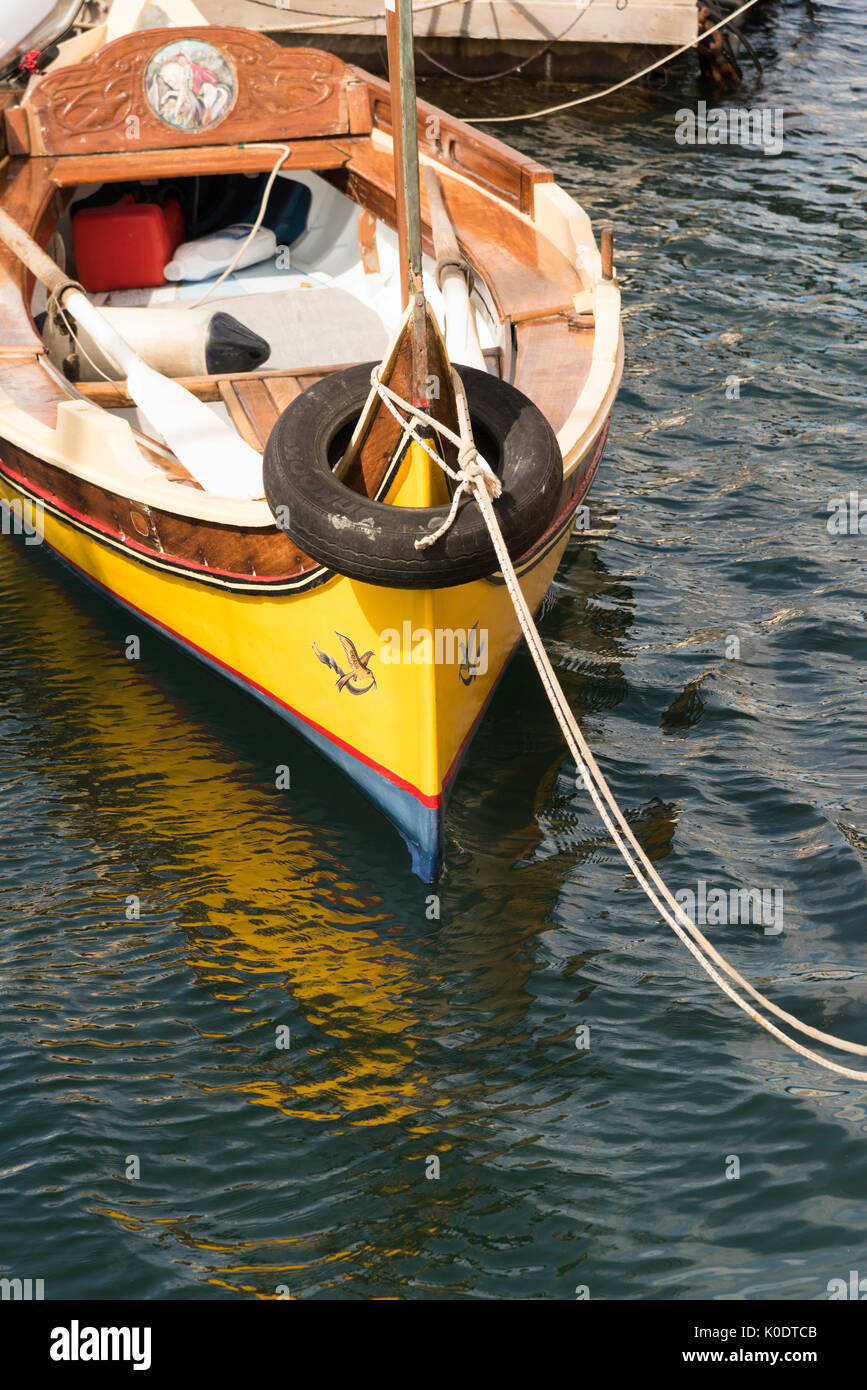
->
367 364 501 550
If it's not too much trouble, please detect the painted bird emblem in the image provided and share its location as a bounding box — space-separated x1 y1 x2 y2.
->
458 621 485 686
312 632 377 695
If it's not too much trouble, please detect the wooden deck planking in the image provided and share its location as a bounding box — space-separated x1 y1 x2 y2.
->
513 316 595 435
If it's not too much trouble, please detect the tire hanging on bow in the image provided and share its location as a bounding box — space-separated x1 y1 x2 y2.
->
263 362 563 589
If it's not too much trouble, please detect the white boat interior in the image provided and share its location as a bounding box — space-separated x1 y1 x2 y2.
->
36 167 503 479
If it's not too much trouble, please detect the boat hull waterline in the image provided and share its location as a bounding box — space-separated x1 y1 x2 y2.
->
0 11 623 876
0 424 608 878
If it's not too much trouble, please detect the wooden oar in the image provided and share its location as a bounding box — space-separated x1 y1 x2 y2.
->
0 207 264 500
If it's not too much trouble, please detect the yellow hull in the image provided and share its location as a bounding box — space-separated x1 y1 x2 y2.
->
0 455 589 876
0 0 624 875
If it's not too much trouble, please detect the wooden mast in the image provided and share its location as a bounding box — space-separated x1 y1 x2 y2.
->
385 0 428 407
338 0 460 503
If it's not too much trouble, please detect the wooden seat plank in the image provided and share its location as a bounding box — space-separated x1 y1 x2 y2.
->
513 315 594 435
263 376 304 413
49 139 357 187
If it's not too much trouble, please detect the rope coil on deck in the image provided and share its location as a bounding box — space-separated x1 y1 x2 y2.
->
371 367 867 1081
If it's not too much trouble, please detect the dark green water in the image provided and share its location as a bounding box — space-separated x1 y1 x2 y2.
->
2 0 866 1300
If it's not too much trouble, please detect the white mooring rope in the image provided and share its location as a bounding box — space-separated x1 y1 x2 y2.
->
369 366 867 1080
469 0 766 125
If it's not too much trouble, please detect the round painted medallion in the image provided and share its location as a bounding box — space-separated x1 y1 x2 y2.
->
145 40 236 132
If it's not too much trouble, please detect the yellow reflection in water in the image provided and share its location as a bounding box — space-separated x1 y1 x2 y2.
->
5 547 438 1128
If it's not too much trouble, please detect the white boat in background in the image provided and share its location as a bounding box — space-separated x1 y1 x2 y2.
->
0 0 89 74
199 0 749 84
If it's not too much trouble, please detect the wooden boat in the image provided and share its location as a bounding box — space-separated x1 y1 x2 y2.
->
0 0 623 878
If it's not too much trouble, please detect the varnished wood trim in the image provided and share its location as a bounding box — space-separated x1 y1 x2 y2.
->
48 139 358 186
75 351 504 410
0 156 59 346
76 363 362 408
357 68 552 215
513 314 594 435
3 107 29 158
23 29 353 157
346 79 372 135
327 145 581 326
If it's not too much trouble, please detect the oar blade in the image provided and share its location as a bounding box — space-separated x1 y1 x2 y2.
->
126 360 264 500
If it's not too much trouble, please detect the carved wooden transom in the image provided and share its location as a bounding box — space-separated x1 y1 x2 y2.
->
24 27 353 155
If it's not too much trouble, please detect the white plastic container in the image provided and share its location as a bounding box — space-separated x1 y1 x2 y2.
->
164 224 278 282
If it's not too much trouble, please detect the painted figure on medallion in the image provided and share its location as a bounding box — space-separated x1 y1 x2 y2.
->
145 40 235 131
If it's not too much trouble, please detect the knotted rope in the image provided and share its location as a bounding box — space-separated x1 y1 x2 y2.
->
374 365 867 1080
370 364 501 548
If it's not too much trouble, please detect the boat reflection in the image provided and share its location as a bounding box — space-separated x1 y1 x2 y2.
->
0 525 677 1144
1 539 434 1127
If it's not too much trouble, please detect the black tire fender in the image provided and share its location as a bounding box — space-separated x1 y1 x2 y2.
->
263 361 563 589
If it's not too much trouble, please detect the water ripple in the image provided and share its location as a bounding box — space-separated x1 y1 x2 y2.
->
2 0 866 1299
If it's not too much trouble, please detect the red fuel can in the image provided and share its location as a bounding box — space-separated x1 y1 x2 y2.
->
72 197 185 293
